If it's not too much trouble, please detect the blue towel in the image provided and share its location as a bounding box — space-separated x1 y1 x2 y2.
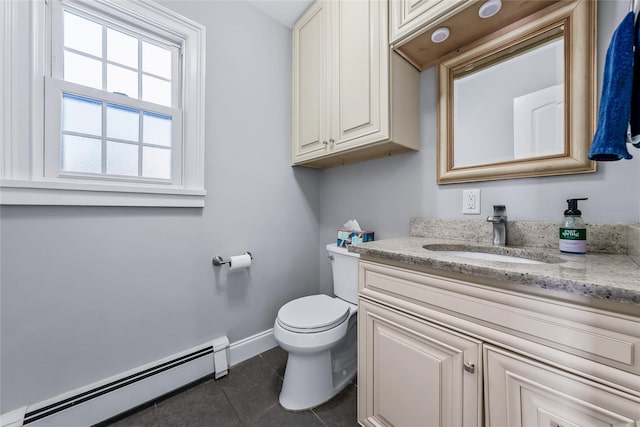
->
630 12 640 148
589 12 634 161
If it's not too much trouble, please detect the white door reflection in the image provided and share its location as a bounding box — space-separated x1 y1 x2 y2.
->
513 84 564 159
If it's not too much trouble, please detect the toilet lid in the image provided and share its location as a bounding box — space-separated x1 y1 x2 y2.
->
277 294 350 333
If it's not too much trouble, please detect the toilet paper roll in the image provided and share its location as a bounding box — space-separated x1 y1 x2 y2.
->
229 254 252 271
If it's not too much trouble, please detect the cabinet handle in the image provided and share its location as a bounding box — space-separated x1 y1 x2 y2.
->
323 140 328 145
329 138 335 143
463 362 475 374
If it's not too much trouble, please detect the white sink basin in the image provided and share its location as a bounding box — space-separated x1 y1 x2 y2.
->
422 244 563 265
436 250 546 264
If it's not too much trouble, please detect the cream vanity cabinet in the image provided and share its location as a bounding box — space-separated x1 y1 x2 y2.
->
291 0 419 168
360 299 483 426
357 260 640 427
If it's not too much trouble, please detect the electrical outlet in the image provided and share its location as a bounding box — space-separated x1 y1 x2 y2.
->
462 189 480 214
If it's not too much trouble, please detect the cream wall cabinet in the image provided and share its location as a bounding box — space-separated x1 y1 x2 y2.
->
357 260 640 427
291 0 419 169
390 0 558 71
389 0 471 45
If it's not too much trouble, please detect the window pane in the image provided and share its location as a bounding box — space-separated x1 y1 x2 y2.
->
64 51 102 89
142 75 171 106
142 146 171 179
107 104 139 142
142 42 171 79
143 112 172 147
63 94 102 136
107 28 138 69
107 64 138 98
107 141 138 176
64 11 102 57
62 135 102 173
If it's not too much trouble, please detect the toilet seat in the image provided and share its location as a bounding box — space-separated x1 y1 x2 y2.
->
277 294 350 333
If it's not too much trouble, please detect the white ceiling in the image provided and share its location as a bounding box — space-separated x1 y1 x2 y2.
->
247 0 314 29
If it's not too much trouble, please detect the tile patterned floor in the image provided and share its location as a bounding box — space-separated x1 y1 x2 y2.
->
97 346 358 427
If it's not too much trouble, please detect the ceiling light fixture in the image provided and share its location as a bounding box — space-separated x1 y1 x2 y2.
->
431 27 450 43
478 0 502 18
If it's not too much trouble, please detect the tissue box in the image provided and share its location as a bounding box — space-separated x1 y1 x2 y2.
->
337 229 374 247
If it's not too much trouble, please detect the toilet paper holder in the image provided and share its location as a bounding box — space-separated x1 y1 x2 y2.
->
212 252 253 267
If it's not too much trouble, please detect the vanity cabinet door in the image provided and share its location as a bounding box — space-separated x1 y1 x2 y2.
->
484 345 640 427
358 299 483 427
389 0 471 45
291 0 330 163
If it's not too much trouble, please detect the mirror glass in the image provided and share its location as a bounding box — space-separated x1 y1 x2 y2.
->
453 29 564 167
437 0 595 184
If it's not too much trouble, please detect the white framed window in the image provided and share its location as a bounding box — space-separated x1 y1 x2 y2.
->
0 0 206 206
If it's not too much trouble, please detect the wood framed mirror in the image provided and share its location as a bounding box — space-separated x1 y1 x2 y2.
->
437 0 596 184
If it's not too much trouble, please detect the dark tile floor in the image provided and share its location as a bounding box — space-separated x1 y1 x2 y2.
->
98 346 358 427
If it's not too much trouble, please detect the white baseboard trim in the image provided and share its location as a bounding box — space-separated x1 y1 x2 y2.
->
0 407 27 427
229 328 277 366
1 329 278 427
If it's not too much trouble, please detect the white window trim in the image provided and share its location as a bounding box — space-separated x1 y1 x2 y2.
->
0 0 206 207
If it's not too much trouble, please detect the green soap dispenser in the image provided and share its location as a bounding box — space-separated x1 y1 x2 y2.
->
559 198 588 254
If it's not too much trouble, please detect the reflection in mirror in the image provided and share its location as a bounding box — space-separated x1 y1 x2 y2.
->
437 0 596 184
453 28 564 167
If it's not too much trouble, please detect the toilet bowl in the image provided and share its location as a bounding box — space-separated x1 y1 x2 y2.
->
273 243 359 411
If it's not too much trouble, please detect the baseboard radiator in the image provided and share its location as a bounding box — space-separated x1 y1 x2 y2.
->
25 345 216 426
1 330 277 427
0 330 277 427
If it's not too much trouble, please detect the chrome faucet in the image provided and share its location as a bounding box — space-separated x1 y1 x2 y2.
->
486 205 507 246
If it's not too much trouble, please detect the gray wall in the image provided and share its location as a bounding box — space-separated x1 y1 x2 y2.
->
0 1 321 412
318 0 640 293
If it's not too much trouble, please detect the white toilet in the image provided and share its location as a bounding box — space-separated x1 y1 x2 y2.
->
273 243 359 411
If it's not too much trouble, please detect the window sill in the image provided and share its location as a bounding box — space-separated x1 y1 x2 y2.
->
0 180 206 207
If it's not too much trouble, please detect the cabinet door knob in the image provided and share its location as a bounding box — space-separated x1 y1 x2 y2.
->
323 140 328 145
463 362 475 374
329 138 335 143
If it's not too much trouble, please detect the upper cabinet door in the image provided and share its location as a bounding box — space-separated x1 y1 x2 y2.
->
390 0 472 45
292 0 329 163
331 0 389 151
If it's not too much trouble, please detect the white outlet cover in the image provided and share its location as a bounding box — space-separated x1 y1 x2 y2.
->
462 189 481 214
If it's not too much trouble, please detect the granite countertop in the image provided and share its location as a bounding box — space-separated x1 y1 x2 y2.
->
349 236 640 306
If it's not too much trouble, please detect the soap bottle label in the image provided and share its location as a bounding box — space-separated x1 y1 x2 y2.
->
559 228 586 253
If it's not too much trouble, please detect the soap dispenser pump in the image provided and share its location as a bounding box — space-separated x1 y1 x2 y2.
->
559 198 588 254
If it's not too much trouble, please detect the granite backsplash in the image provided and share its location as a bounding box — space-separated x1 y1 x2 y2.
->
410 218 639 261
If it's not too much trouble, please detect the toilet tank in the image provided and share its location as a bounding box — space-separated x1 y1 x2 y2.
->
326 243 360 304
